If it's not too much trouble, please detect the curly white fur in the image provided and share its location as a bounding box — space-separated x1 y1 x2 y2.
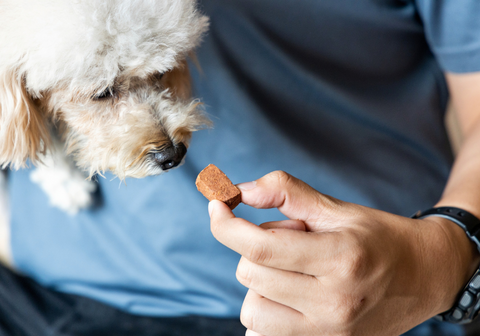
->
0 0 210 213
0 0 208 96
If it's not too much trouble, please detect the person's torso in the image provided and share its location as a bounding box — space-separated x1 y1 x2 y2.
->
8 0 454 325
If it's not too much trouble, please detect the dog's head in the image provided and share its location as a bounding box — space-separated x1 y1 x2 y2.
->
0 0 210 179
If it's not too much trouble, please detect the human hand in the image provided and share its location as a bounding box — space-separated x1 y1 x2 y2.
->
209 171 478 336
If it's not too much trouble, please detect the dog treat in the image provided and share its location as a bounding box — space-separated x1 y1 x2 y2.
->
196 164 241 210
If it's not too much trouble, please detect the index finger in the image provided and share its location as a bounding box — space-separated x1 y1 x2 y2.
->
209 200 343 275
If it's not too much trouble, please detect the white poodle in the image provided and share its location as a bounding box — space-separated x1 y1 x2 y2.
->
0 0 210 214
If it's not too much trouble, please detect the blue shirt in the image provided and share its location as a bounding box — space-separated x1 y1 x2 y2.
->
8 0 480 334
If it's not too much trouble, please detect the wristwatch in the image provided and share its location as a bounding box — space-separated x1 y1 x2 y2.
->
412 206 480 324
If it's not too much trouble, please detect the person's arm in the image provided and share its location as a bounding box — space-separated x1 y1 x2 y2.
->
208 73 480 336
437 72 480 212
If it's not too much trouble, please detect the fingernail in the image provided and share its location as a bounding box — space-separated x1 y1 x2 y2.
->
208 201 214 217
237 181 257 191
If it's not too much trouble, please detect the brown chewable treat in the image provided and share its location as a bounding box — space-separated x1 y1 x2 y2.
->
196 164 241 210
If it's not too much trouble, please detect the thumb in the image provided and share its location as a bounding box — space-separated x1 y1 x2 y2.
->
237 171 344 225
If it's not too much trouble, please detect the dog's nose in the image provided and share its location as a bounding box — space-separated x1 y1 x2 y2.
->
154 143 187 171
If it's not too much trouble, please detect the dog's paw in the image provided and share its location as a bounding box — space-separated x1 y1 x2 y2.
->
30 157 96 215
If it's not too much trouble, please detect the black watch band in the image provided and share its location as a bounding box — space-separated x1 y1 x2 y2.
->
412 207 480 324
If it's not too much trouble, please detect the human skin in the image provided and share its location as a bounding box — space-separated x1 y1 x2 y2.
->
208 71 480 336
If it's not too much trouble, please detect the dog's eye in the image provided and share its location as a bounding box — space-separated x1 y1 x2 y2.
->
94 87 114 100
154 72 165 81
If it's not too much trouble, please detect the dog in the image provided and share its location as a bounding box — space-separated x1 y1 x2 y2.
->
0 0 210 214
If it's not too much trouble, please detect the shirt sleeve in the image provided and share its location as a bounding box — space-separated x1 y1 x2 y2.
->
415 0 480 73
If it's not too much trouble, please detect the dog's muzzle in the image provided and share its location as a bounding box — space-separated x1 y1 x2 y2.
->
153 143 187 171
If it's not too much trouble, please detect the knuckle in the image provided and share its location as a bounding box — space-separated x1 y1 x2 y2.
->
240 304 257 331
335 306 356 326
268 170 293 188
236 262 253 288
246 241 273 265
346 250 368 279
339 233 368 280
331 298 364 327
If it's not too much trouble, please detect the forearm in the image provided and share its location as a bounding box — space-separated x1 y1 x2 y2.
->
428 122 480 314
437 119 480 215
425 72 480 313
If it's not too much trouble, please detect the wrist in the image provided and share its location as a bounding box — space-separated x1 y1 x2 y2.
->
418 215 480 315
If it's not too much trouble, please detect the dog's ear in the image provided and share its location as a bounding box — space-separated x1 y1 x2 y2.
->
0 68 50 169
163 59 192 101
